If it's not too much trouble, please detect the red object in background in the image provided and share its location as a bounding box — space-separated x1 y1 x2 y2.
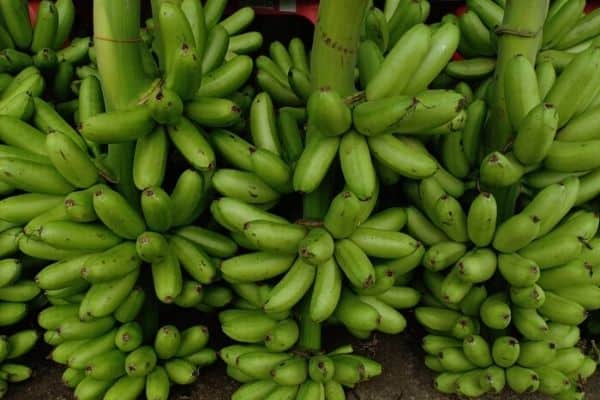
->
230 0 318 24
586 0 600 13
28 0 40 26
455 4 467 17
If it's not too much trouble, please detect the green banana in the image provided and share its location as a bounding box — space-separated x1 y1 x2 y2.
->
480 292 511 330
339 131 377 200
0 0 32 49
264 259 315 314
151 247 182 303
79 269 139 319
80 107 155 144
307 89 351 137
170 235 217 284
506 366 539 394
93 184 146 239
221 252 295 283
366 24 431 100
512 307 549 341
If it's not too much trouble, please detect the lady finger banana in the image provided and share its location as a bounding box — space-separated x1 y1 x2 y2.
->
0 0 32 50
80 107 155 144
91 185 144 240
404 22 460 95
30 1 58 53
366 24 431 100
46 131 98 188
504 55 540 130
513 103 558 165
263 259 315 314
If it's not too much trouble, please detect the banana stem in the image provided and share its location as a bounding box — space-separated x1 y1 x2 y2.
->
310 0 370 96
94 0 153 111
486 0 548 151
94 0 152 205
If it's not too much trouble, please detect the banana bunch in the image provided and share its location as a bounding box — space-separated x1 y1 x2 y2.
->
221 344 382 400
450 0 600 64
408 171 600 398
0 0 95 106
211 193 425 336
0 255 39 399
0 329 38 398
39 301 216 400
383 0 430 48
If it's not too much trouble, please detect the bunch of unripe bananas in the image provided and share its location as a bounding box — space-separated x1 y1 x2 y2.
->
221 344 382 400
0 0 600 399
40 308 216 400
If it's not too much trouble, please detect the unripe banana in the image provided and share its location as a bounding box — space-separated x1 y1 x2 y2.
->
81 242 140 283
263 259 315 314
145 366 170 400
293 133 340 193
0 0 32 49
79 269 139 320
369 134 438 179
366 24 431 100
509 284 546 309
46 131 97 188
415 307 461 332
85 349 126 380
512 307 549 341
504 55 540 130
358 40 383 89
534 62 556 101
514 103 559 165
434 372 461 394
498 253 540 288
93 184 145 239
506 366 540 394
459 11 495 56
307 89 352 137
546 47 600 127
151 247 182 304
493 213 541 253
480 292 511 330
115 321 143 352
264 319 298 352
360 295 406 334
221 252 295 283
334 239 376 289
270 356 307 386
538 291 588 325
455 248 497 283
31 1 58 53
0 158 74 195
80 107 155 144
350 228 420 260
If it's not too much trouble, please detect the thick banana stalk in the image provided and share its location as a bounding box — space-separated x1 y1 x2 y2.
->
486 0 548 152
310 0 370 96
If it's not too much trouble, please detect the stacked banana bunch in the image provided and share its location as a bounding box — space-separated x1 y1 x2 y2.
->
410 178 599 398
39 304 216 400
221 344 382 400
0 256 39 397
0 0 99 109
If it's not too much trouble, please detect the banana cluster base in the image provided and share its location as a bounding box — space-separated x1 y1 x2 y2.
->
5 317 600 400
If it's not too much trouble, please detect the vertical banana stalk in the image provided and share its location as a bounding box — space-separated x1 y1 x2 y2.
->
94 0 153 110
94 0 154 204
487 0 548 152
310 0 370 96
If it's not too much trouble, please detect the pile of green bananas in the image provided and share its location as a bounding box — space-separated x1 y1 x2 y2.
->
39 306 216 400
0 258 41 394
409 178 600 398
221 344 382 400
0 0 98 109
0 329 38 397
